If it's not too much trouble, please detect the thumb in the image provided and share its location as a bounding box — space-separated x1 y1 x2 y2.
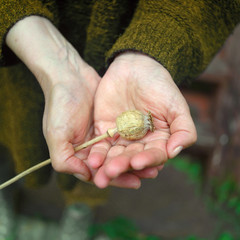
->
167 112 197 159
49 140 91 180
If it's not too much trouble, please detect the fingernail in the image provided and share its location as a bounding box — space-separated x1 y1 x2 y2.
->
150 172 158 179
172 146 183 158
133 182 141 189
74 173 88 182
131 160 145 170
157 164 165 171
147 168 159 179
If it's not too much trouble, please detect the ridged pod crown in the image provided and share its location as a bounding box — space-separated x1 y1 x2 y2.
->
116 110 155 140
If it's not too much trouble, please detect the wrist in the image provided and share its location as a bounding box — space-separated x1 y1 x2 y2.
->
6 16 88 94
114 51 171 75
6 16 62 67
114 51 161 67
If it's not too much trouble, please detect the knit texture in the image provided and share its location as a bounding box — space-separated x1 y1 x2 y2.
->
83 0 137 73
0 64 51 187
57 0 95 58
106 0 240 83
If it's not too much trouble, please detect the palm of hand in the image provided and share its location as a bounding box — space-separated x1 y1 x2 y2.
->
88 53 195 188
43 63 100 178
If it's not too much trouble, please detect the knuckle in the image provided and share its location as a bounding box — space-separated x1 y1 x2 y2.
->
190 130 198 145
44 126 56 142
51 159 66 173
45 126 65 138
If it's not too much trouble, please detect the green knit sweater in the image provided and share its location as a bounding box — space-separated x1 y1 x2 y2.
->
0 0 239 190
1 0 240 81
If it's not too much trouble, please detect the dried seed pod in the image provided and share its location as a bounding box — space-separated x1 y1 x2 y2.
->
116 110 155 140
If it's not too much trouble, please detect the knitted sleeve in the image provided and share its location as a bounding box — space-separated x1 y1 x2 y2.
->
0 0 57 65
106 0 240 84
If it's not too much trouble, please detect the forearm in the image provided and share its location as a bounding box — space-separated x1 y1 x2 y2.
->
6 16 81 95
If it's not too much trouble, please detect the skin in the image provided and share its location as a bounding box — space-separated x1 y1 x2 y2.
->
6 16 197 189
6 16 97 181
87 52 197 188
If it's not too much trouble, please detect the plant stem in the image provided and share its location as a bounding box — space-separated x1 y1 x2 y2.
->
74 128 117 151
0 159 51 190
0 128 118 190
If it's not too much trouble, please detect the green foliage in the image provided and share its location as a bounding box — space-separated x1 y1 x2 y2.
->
88 156 240 240
168 155 240 239
205 177 240 238
211 177 240 216
88 155 240 240
167 156 202 185
182 237 205 240
217 232 234 240
89 217 160 240
89 217 210 240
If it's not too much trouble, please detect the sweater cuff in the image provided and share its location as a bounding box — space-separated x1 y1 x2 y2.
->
0 0 56 66
106 1 240 84
106 15 197 84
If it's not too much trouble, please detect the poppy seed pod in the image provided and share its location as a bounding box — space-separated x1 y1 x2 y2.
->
116 110 155 140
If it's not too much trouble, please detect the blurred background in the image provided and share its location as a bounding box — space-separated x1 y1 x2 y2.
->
1 24 240 240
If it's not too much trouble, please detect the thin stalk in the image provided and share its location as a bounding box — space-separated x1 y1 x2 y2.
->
0 159 51 190
0 128 118 190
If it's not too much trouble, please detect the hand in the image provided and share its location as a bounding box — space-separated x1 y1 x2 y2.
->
6 16 100 180
42 59 99 179
87 52 197 188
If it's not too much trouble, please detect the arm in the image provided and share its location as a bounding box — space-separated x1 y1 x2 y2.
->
1 1 167 189
6 15 100 180
5 15 146 189
106 0 240 84
88 1 240 188
0 0 57 65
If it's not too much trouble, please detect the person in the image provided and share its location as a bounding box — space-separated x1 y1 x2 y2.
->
0 0 240 204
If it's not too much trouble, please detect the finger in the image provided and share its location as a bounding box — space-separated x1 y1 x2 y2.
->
52 155 91 181
157 164 165 171
93 166 110 188
110 173 141 189
104 143 144 178
130 147 167 170
93 166 141 189
167 113 197 159
74 145 91 160
107 144 126 158
49 138 91 180
88 143 125 169
104 154 131 178
87 141 111 168
132 167 159 179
